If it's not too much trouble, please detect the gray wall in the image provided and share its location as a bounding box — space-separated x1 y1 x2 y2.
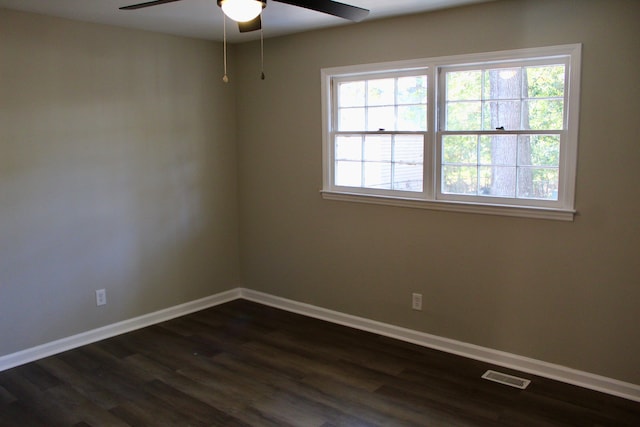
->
235 0 640 384
0 9 240 355
1 0 639 388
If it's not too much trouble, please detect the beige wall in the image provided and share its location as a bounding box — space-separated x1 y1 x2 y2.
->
0 9 240 355
236 0 640 384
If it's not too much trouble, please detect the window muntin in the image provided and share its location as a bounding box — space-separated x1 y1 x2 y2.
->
321 45 580 220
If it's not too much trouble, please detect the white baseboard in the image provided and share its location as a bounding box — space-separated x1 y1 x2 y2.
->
239 288 640 403
0 288 241 373
2 286 639 403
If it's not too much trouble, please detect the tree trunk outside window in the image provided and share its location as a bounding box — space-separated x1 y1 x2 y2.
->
489 69 532 197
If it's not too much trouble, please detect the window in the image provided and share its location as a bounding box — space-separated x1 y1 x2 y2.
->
333 71 427 193
321 45 581 221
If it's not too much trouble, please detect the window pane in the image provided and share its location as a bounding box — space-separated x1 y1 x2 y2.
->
446 70 481 100
484 68 522 99
479 166 516 197
335 161 362 187
364 135 391 162
442 166 477 194
394 135 423 192
397 105 426 131
446 102 481 130
368 78 395 106
518 135 560 167
526 65 565 98
335 136 362 160
395 135 424 164
479 135 517 166
364 162 391 189
338 108 365 131
338 81 365 107
526 99 564 130
518 167 559 200
394 164 423 192
398 76 427 104
443 135 477 164
367 106 395 131
483 100 522 130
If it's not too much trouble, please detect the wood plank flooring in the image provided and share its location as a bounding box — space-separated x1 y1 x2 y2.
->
1 299 639 426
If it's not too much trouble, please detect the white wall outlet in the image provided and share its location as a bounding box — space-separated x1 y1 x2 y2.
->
412 293 422 311
96 289 107 306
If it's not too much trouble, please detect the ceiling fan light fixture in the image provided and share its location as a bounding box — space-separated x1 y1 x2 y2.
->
219 0 265 23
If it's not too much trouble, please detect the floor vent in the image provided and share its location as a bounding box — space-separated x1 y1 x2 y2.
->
482 370 531 389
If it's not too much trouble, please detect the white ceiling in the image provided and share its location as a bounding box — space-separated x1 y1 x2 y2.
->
0 0 492 43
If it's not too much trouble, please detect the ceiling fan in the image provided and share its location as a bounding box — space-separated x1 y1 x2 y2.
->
119 0 370 33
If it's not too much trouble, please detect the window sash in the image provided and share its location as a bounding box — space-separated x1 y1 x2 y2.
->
436 130 565 208
437 58 570 133
331 132 427 197
332 70 428 133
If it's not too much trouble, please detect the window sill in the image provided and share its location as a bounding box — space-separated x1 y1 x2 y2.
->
320 191 575 221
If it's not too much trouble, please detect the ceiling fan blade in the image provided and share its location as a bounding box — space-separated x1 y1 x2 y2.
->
274 0 369 22
238 15 262 32
119 0 184 10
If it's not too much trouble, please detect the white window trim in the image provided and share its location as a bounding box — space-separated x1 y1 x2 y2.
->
321 44 581 221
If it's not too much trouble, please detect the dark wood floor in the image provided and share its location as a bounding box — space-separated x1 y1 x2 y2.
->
1 300 639 426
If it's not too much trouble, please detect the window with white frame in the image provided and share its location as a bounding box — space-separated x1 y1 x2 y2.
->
321 45 581 220
333 71 428 193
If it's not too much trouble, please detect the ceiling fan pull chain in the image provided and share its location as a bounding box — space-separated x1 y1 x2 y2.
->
260 24 265 80
223 15 229 83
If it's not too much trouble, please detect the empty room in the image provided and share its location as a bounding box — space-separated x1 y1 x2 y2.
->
1 0 639 425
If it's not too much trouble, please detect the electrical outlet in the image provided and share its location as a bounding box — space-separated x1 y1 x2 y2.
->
96 289 107 306
412 293 422 311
